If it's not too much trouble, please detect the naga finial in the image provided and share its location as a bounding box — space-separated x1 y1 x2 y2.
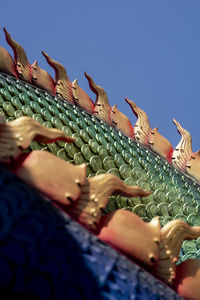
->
72 79 94 114
85 72 112 125
69 173 151 231
110 104 134 138
172 119 193 171
0 115 74 163
155 219 200 285
42 51 74 103
0 115 87 206
148 127 173 162
3 27 32 83
125 97 151 145
0 45 18 78
32 60 56 95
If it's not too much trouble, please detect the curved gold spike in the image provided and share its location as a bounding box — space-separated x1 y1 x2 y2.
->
148 127 173 162
111 105 134 138
99 211 160 266
32 60 55 95
3 27 32 83
174 259 200 300
69 173 151 231
0 46 18 77
125 97 151 145
72 79 94 114
155 219 200 285
85 72 112 125
186 151 200 182
0 116 74 163
172 119 193 171
42 51 74 103
16 151 86 205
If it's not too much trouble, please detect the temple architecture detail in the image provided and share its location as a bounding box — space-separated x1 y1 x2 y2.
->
0 27 200 299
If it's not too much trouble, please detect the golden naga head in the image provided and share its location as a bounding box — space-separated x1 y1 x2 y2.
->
0 115 74 163
155 219 200 285
68 173 151 231
0 115 88 206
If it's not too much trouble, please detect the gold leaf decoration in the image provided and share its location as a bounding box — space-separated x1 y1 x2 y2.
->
111 104 134 138
155 219 200 285
72 79 94 114
32 60 55 95
172 119 193 171
125 97 151 145
85 72 112 125
69 173 151 230
0 46 18 77
16 151 87 205
99 211 160 266
0 116 74 163
148 127 173 162
42 51 74 103
3 27 32 83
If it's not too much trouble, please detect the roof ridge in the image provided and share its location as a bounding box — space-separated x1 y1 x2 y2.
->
0 28 199 183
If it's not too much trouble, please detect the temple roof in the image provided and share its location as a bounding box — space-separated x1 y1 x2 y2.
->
0 164 184 299
0 71 200 265
0 27 200 299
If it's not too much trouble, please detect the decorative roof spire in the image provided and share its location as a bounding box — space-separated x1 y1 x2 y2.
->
0 46 18 78
125 97 151 145
0 115 74 163
42 51 74 103
172 119 193 172
69 173 151 230
32 60 56 95
85 72 112 125
148 127 173 163
3 27 32 83
72 79 94 114
110 104 134 138
156 219 200 285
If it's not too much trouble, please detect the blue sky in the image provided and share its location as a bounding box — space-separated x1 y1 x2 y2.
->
1 0 200 150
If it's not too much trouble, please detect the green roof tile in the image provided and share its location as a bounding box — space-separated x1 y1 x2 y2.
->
1 72 200 262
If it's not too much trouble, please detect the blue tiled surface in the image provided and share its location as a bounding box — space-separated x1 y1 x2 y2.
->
0 165 183 299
